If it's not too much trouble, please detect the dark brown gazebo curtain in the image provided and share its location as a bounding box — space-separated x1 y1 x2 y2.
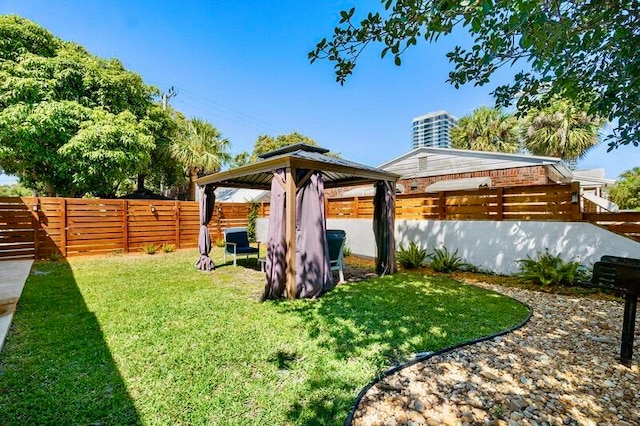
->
295 170 333 298
195 184 216 271
373 180 397 276
262 169 287 300
262 169 333 300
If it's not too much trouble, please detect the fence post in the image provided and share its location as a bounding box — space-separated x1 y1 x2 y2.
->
32 197 40 258
571 181 582 221
438 192 446 220
496 187 504 221
122 199 129 253
60 198 67 257
260 202 265 217
353 196 359 218
174 200 181 248
324 197 330 218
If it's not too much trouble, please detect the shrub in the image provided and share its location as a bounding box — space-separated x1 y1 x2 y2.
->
49 252 63 262
516 249 588 286
140 244 158 255
396 242 428 269
215 239 226 248
342 245 352 257
428 246 469 273
459 264 496 275
162 243 176 253
246 202 259 243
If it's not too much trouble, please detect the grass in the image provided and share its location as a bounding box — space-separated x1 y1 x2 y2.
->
0 249 528 425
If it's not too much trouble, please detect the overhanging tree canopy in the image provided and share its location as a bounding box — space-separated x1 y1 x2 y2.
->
0 15 171 197
195 144 400 299
309 1 639 150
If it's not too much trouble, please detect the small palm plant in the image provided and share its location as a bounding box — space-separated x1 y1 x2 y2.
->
517 249 588 286
140 243 158 255
428 247 469 273
396 242 428 269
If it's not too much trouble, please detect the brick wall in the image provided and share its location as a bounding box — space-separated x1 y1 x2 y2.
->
399 166 552 194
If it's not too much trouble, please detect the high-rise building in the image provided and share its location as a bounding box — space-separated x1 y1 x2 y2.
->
411 110 457 149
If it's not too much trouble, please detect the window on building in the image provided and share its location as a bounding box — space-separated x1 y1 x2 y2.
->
418 156 428 171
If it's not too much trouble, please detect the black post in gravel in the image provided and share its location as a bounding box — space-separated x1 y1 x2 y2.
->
621 294 638 367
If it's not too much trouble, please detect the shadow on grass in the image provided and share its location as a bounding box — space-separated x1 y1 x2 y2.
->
272 272 528 425
218 257 263 271
0 260 140 425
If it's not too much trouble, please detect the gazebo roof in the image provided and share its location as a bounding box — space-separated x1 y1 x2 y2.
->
195 143 400 189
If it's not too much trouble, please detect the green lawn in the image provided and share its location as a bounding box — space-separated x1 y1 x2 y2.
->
0 249 528 425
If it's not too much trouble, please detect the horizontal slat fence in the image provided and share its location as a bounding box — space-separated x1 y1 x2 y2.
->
0 197 250 259
66 199 125 257
2 184 638 260
0 197 36 260
583 212 640 242
262 182 637 241
322 183 581 221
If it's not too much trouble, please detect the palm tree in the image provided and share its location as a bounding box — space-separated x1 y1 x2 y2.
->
609 167 640 210
170 118 230 200
521 98 604 163
451 107 519 153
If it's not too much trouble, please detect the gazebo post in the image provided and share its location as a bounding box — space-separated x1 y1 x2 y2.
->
285 167 297 299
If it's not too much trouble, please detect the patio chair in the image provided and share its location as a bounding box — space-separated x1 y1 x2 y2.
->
326 229 346 283
224 227 260 267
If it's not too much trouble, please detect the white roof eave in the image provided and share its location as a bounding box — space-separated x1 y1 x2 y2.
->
379 147 566 170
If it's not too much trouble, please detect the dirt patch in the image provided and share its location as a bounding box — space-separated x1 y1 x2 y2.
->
0 298 17 317
447 269 620 301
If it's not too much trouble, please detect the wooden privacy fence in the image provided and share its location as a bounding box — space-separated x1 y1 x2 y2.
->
583 212 640 243
261 183 640 242
0 197 250 260
324 183 581 221
2 184 638 260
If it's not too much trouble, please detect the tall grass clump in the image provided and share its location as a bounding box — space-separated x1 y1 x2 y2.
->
162 243 176 253
140 244 158 255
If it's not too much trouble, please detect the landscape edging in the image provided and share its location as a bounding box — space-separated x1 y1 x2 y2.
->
344 288 534 425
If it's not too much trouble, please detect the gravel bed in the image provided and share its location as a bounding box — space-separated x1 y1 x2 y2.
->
351 282 640 426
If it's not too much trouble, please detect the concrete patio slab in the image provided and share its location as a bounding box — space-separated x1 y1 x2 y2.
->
0 259 34 352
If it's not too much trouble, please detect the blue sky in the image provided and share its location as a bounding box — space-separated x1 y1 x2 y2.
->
0 0 636 185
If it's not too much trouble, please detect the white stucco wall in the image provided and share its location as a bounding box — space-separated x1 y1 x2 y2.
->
256 218 376 258
256 218 640 275
395 220 640 274
256 218 268 245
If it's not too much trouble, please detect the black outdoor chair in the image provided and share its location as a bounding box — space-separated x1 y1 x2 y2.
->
224 227 260 267
326 229 346 283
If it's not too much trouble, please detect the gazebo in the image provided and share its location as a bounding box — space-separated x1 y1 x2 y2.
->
194 144 399 300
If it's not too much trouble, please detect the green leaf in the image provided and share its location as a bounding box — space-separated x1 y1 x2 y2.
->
309 0 640 149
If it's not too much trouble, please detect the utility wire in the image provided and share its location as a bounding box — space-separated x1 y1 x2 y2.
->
179 87 277 130
177 91 278 134
148 79 279 134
